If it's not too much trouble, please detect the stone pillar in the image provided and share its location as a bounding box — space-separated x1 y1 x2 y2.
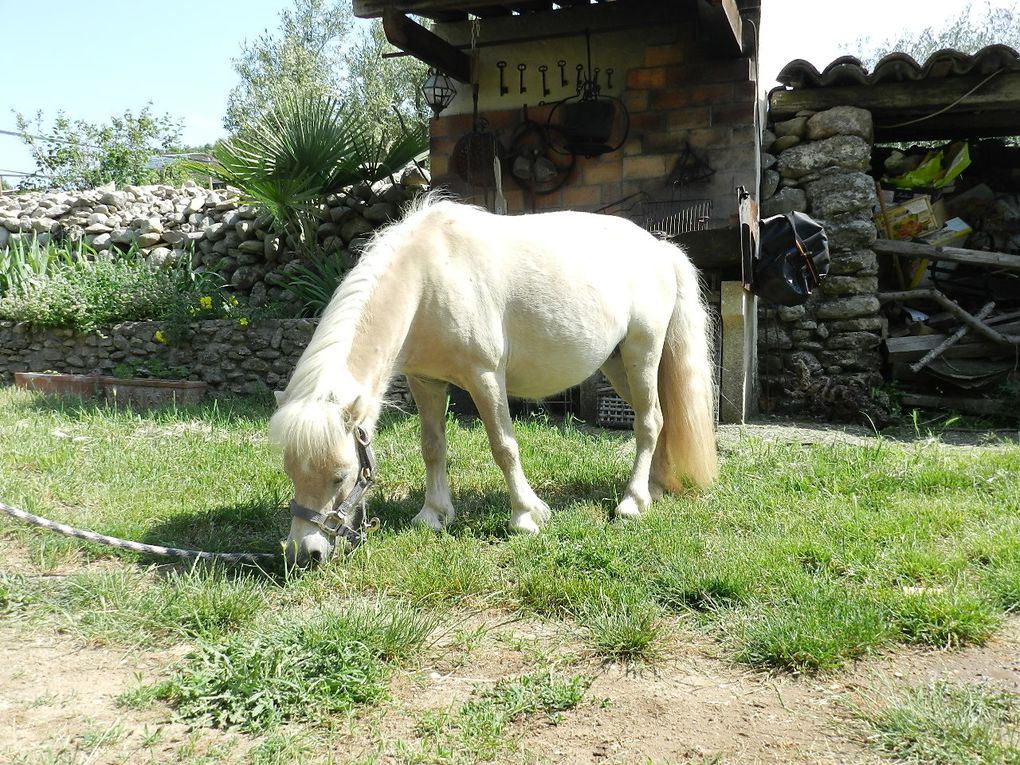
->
757 106 893 424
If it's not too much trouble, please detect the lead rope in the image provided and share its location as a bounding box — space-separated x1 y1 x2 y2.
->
0 499 280 565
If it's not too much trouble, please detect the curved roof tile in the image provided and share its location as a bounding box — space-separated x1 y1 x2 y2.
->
776 44 1020 89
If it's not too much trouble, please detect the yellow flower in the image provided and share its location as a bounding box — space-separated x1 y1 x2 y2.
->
199 296 213 310
154 330 166 343
229 295 239 306
238 317 249 327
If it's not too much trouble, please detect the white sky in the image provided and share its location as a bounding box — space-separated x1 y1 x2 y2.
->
758 0 1017 90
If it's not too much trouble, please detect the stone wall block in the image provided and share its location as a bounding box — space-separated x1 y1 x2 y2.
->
776 135 871 180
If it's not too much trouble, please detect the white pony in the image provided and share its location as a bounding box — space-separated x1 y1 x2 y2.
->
270 195 717 565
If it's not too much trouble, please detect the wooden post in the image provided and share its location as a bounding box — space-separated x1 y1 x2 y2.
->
718 280 757 424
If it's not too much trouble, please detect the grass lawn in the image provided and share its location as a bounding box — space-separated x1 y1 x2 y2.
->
1 385 1019 763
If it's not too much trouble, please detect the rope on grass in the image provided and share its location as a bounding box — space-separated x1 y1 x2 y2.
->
0 500 280 565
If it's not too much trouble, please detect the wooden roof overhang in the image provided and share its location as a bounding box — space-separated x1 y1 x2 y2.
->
769 45 1020 143
354 0 754 84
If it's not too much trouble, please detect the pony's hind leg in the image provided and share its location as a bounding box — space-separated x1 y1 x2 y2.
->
466 370 551 534
614 333 666 520
601 355 663 503
407 376 456 530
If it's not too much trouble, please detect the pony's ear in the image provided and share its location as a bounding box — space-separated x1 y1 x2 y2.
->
345 393 367 425
273 390 285 406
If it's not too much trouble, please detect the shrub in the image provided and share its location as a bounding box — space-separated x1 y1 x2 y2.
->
0 247 230 334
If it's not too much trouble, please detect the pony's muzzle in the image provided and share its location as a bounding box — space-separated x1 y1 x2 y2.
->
285 527 335 568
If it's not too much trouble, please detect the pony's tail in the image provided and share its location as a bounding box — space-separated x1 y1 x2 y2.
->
651 244 718 492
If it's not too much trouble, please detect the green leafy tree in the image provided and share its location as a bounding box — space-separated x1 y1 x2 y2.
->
342 20 430 139
848 1 1020 67
224 0 428 141
14 105 185 191
224 0 351 134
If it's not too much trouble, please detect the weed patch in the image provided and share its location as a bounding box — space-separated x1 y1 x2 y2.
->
142 599 435 731
859 681 1020 764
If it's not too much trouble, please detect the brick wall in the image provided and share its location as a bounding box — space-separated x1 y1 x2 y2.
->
429 23 758 229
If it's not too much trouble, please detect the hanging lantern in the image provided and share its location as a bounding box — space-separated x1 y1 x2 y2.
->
422 68 457 118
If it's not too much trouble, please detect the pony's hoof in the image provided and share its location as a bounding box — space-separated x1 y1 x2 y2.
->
649 480 666 502
509 511 543 534
613 496 645 521
412 506 450 531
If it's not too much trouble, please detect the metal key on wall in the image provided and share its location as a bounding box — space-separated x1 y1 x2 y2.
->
497 61 508 96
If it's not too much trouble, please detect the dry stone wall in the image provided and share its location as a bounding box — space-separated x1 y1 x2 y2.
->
0 317 412 403
758 105 893 423
0 172 426 307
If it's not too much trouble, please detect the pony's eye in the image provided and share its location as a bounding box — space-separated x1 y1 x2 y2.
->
332 473 345 487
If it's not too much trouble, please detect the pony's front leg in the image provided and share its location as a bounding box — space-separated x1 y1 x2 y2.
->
407 376 456 530
467 371 551 534
614 340 665 520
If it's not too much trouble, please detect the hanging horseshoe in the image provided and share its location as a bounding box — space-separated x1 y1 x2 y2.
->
497 61 508 96
539 64 550 97
518 63 527 94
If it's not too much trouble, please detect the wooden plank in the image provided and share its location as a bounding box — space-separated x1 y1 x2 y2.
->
382 8 472 82
873 238 1020 272
900 393 1019 418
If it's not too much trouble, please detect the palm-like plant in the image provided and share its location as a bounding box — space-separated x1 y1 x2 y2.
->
192 91 427 252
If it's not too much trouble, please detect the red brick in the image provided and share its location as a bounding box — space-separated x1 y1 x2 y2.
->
683 83 736 106
649 90 689 111
686 126 734 149
435 112 472 137
643 44 687 67
430 155 450 178
583 157 623 186
623 138 644 157
562 184 603 209
623 155 669 181
622 90 650 112
665 59 753 86
627 67 667 90
600 182 625 205
629 111 666 132
665 106 712 131
711 102 755 127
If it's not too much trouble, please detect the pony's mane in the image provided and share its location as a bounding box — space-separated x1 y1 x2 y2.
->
269 190 453 458
282 190 451 403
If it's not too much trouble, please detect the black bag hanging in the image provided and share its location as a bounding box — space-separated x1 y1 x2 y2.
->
753 211 830 306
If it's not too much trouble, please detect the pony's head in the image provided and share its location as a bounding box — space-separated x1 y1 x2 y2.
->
269 390 372 567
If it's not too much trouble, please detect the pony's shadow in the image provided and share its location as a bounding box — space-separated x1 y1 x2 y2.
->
372 475 629 539
24 392 278 427
138 499 290 573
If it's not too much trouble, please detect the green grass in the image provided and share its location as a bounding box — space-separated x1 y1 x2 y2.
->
2 385 1020 739
859 681 1020 764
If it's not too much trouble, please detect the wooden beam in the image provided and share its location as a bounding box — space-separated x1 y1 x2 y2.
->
873 239 1020 272
382 8 472 82
696 0 743 55
357 0 514 17
770 71 1020 141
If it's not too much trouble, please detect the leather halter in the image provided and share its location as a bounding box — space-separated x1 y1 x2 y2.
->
288 426 377 549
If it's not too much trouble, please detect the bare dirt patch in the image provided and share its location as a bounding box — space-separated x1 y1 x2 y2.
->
0 625 245 765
